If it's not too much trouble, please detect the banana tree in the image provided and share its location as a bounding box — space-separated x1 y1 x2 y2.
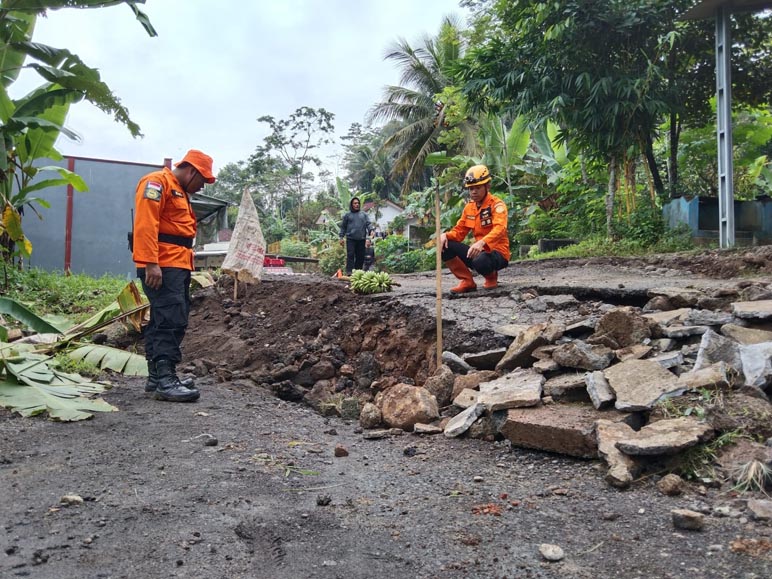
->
0 0 156 265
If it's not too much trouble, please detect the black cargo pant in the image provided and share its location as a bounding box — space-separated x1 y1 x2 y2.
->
345 238 366 274
137 267 191 364
441 240 508 276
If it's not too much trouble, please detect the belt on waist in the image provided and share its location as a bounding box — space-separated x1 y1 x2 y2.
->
158 233 194 249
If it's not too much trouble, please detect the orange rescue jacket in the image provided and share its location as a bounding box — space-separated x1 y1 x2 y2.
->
446 192 510 261
132 168 196 270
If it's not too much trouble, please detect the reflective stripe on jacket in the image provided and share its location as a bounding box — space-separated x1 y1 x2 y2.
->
132 168 196 270
445 192 510 261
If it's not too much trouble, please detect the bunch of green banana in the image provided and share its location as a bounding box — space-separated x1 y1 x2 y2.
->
349 270 394 294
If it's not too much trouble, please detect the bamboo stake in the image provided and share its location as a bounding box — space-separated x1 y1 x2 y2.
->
434 179 443 368
233 275 238 300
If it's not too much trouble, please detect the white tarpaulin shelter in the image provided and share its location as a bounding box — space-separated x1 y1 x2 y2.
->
222 190 266 284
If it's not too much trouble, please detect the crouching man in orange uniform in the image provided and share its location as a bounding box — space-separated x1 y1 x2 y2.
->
132 150 216 402
439 165 510 293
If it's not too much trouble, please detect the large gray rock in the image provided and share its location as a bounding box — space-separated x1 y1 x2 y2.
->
660 325 710 338
733 300 772 320
596 419 640 488
585 371 615 409
451 370 498 400
684 310 735 326
551 341 614 371
477 369 544 412
441 351 473 374
604 359 682 412
721 323 772 346
643 308 692 326
740 341 772 388
463 348 507 371
452 388 479 409
544 373 591 403
648 287 706 308
499 404 636 458
615 417 714 456
496 322 564 372
444 402 485 438
693 329 743 375
676 362 730 391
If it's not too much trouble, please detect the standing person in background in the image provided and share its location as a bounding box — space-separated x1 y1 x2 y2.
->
132 149 216 402
439 164 509 293
363 238 376 271
339 196 371 275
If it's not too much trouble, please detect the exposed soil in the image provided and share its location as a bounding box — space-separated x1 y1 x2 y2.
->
2 247 772 579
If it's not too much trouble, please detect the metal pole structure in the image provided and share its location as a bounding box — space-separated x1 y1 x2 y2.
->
715 5 735 248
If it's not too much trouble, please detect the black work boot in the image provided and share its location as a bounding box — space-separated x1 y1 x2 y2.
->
153 359 200 403
145 359 158 393
145 360 196 393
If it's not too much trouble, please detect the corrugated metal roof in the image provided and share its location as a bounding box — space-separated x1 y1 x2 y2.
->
683 0 772 20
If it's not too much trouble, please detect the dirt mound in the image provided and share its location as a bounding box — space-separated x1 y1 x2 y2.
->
180 276 507 396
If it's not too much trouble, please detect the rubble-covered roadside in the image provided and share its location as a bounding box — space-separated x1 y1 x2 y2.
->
3 248 772 578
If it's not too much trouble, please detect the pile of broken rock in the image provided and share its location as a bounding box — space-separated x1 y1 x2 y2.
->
360 282 772 491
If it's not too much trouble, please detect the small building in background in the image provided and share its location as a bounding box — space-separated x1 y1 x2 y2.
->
23 155 230 279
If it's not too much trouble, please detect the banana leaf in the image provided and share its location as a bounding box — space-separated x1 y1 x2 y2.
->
0 352 116 421
117 281 146 331
0 297 64 334
65 281 147 336
68 344 147 376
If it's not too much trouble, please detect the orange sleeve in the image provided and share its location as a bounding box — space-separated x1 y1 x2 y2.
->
445 203 472 242
132 174 165 266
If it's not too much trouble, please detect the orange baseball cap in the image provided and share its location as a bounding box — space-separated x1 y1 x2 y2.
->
175 149 216 183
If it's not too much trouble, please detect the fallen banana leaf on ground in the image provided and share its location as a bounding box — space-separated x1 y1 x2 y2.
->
68 344 148 376
0 352 116 421
66 281 147 337
0 297 64 339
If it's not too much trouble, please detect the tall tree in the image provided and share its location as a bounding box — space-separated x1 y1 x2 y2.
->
367 15 478 194
459 0 772 205
340 122 401 201
250 107 335 237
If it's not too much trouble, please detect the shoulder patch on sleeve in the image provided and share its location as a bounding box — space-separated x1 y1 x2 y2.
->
143 182 162 201
495 204 506 214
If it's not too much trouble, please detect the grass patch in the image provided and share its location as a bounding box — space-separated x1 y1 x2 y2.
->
1 268 128 323
676 430 746 481
518 232 699 261
733 460 772 495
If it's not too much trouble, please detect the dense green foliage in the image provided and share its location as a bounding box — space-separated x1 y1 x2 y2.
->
1 267 127 321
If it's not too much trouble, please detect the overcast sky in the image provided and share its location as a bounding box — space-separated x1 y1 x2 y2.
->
17 0 465 178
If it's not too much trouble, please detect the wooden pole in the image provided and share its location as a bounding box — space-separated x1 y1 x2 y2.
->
434 179 443 368
233 275 238 300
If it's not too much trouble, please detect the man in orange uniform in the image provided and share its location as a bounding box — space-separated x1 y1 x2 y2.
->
133 150 216 402
439 165 509 293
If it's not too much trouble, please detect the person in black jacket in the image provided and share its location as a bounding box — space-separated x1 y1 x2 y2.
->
339 197 371 274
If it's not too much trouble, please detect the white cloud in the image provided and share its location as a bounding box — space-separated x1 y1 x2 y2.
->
15 0 464 176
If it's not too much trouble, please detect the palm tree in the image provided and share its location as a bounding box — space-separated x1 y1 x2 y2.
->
367 15 478 194
343 123 402 202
